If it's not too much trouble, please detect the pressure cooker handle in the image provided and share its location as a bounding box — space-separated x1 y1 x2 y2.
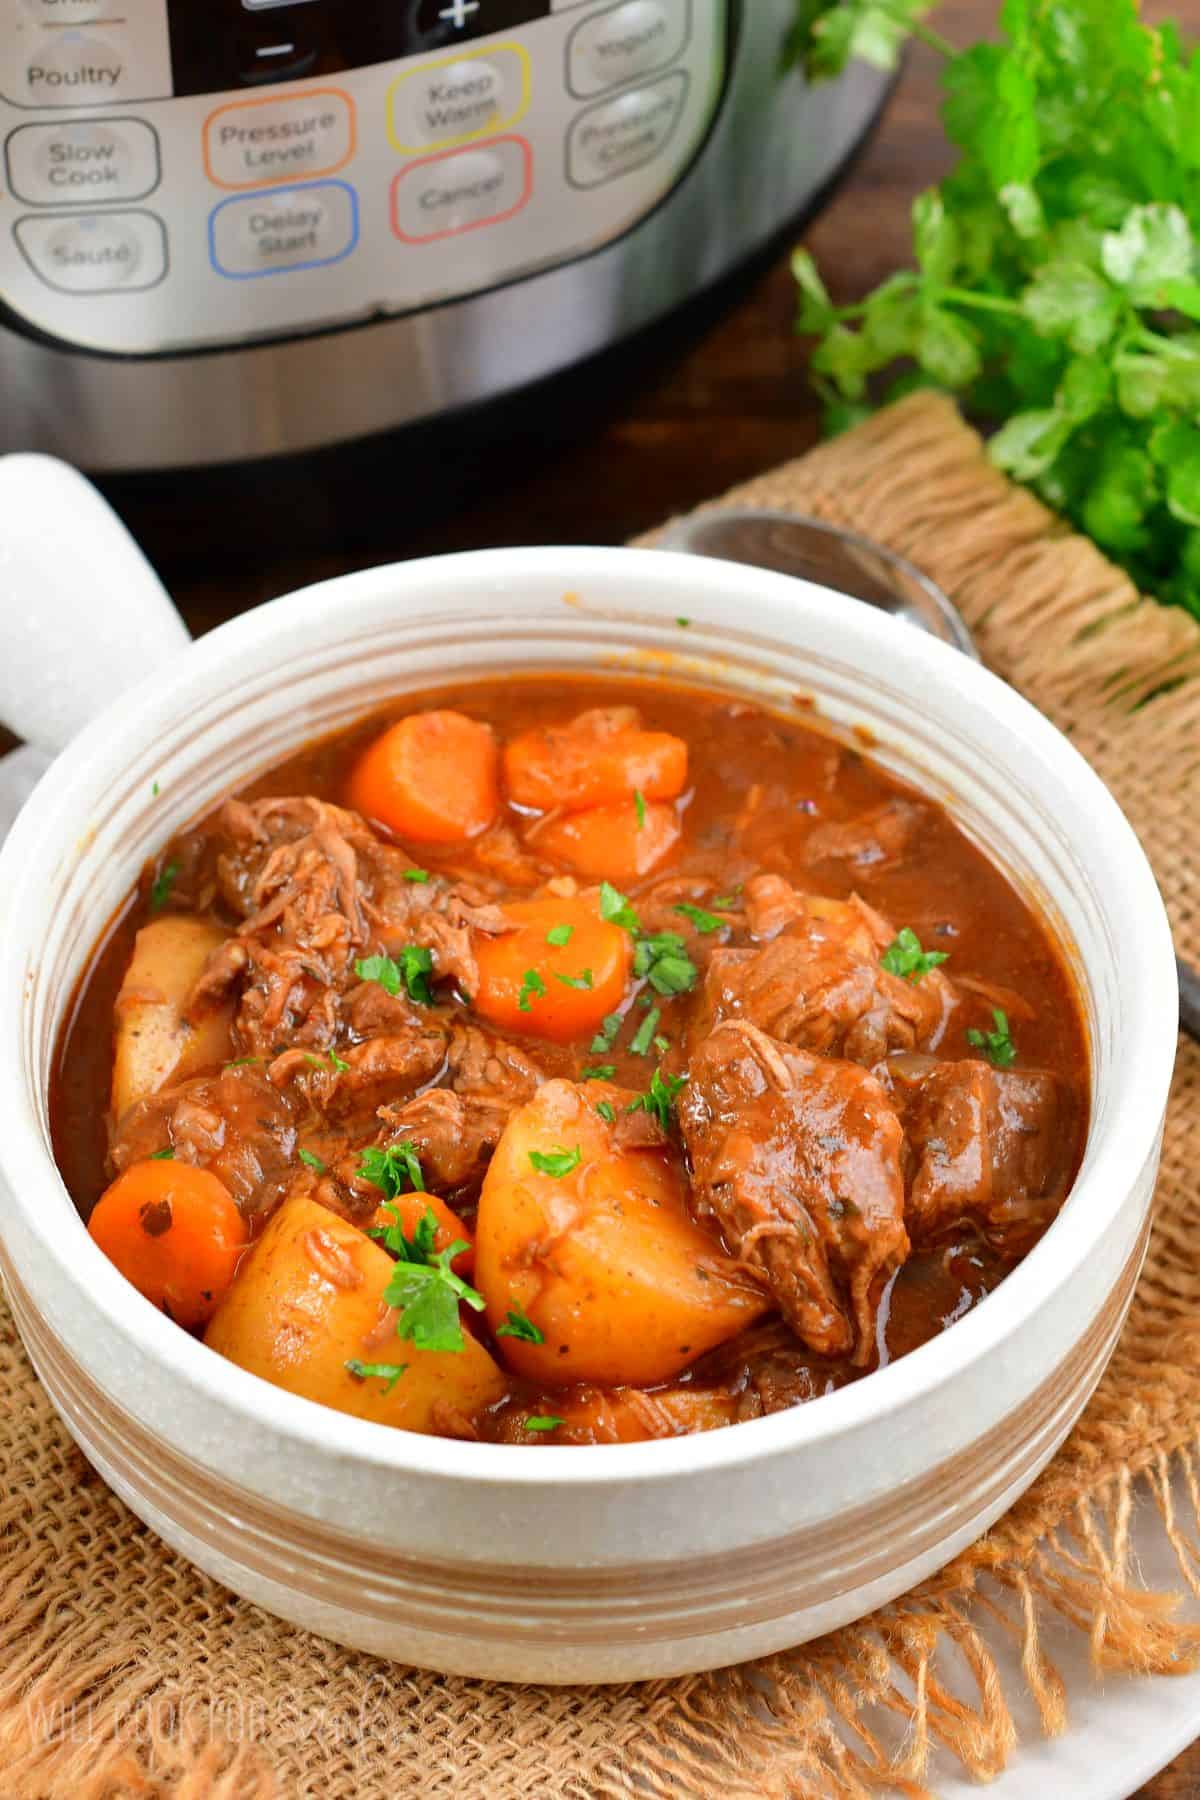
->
0 455 190 756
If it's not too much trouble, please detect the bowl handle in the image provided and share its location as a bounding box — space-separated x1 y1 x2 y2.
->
0 454 190 755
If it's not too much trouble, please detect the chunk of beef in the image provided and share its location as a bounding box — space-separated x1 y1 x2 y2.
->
680 1021 909 1362
109 1066 297 1219
267 1027 447 1125
375 1026 546 1200
689 1320 852 1420
878 1053 1070 1248
804 799 926 872
701 883 955 1066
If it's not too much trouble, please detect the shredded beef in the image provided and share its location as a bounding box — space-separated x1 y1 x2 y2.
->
804 799 927 872
109 1066 297 1217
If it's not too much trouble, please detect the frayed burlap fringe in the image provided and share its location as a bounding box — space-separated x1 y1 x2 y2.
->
6 393 1200 1798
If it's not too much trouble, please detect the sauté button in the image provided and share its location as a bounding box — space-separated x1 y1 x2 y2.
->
5 118 161 206
208 179 358 278
204 88 355 190
391 136 532 242
387 45 530 152
567 0 690 99
566 69 688 187
13 207 167 292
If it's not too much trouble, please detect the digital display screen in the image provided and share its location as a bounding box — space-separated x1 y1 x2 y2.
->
166 0 552 96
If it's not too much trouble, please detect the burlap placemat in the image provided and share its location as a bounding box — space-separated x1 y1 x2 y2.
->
5 391 1200 1799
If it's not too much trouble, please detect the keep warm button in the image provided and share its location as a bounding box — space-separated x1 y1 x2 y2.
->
208 179 358 279
567 70 688 188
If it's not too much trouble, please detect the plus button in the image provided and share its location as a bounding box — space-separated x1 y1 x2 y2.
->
438 0 481 27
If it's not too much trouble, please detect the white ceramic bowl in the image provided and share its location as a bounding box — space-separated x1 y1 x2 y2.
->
0 546 1178 1683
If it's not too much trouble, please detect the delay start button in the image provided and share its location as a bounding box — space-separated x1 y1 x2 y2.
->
567 0 690 99
208 179 359 279
391 136 532 243
5 118 160 206
13 207 167 292
567 69 688 188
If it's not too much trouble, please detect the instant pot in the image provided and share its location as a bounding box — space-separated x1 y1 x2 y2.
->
0 1 889 470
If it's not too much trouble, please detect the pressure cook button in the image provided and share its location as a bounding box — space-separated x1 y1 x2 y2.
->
5 118 160 206
566 68 687 187
208 179 359 279
387 46 531 152
13 207 166 293
391 136 532 242
567 0 689 99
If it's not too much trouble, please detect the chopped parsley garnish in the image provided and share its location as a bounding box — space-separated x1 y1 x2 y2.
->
653 1034 670 1056
373 1200 436 1262
305 1047 350 1074
298 1148 326 1173
966 1008 1018 1069
634 932 697 996
596 1100 616 1123
555 967 594 991
599 881 640 933
630 1005 661 1057
355 947 436 1006
149 860 179 912
633 788 647 830
590 1011 623 1054
627 1067 688 1133
224 1056 261 1069
378 1205 485 1355
403 868 431 883
880 927 949 984
529 1145 582 1178
151 780 160 798
496 1308 546 1345
358 1141 425 1200
546 924 574 947
518 967 547 1012
150 1147 174 1161
676 616 691 628
328 1046 349 1073
344 1359 408 1393
580 1063 616 1082
525 1415 564 1433
674 901 723 934
711 889 742 908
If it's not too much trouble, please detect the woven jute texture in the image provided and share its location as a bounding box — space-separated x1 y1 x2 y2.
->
6 391 1200 1798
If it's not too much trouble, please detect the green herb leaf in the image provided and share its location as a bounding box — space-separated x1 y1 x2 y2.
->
529 1145 582 1178
328 1047 349 1073
496 1308 546 1345
596 1100 616 1124
150 860 179 912
380 1221 486 1356
555 967 594 991
524 1415 564 1433
403 868 431 883
599 882 640 933
580 1063 616 1081
966 1007 1018 1068
880 926 949 983
633 788 647 829
627 1067 688 1133
150 1147 174 1161
298 1148 326 1173
590 1011 624 1054
355 948 435 1005
674 901 723 933
518 968 547 1012
676 616 691 627
634 932 698 996
630 1005 661 1057
546 924 574 947
344 1359 408 1393
357 1142 425 1201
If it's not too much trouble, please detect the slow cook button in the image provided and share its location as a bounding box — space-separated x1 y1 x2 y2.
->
387 46 530 152
567 69 688 188
567 0 690 99
5 117 161 206
204 88 355 191
13 207 166 293
391 137 532 243
208 180 358 279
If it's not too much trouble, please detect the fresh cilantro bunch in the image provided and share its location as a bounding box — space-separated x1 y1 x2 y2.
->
791 0 1200 617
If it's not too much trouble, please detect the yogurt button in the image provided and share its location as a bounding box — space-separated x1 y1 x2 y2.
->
567 70 688 188
14 208 166 292
5 119 160 206
208 180 358 278
567 0 689 99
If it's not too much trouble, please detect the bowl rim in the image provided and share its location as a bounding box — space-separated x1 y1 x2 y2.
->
0 544 1178 1491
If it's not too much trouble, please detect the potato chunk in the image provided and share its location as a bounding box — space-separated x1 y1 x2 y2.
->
475 1079 770 1388
205 1196 506 1434
112 916 234 1121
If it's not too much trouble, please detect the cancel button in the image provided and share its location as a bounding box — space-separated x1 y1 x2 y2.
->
391 139 531 243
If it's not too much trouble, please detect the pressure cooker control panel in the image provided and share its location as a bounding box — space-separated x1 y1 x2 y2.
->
0 0 727 354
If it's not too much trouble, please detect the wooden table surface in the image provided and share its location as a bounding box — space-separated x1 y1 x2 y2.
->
47 1 1200 1791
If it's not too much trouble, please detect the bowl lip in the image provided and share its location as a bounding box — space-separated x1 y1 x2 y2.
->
0 543 1178 1493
